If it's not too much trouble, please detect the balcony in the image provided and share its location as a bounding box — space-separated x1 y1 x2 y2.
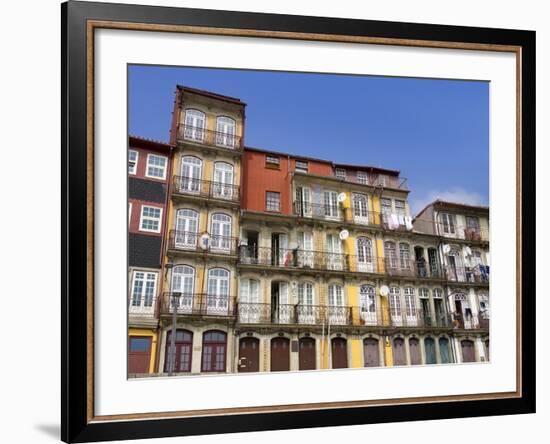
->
172 176 240 203
342 208 383 227
237 303 452 329
168 230 239 255
160 292 236 317
437 223 489 242
239 246 350 272
445 265 490 284
177 124 242 151
381 257 444 279
237 303 352 325
451 312 490 330
293 201 343 221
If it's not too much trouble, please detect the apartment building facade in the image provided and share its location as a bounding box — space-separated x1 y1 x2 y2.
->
127 85 490 376
127 136 173 375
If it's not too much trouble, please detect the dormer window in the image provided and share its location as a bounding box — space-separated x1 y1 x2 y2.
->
265 155 280 168
295 160 308 173
335 168 347 180
357 171 368 184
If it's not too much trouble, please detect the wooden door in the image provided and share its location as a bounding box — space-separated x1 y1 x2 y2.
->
409 338 421 365
363 338 380 367
424 337 436 364
299 337 316 370
461 339 476 362
128 336 151 374
331 338 348 369
271 337 290 372
393 337 406 365
238 337 259 373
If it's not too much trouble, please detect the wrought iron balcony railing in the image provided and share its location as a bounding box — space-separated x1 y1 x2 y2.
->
239 246 350 271
177 124 243 150
237 303 452 328
293 201 344 221
451 312 490 330
436 222 489 242
380 257 444 279
168 230 239 255
160 292 236 317
172 176 240 202
445 265 490 283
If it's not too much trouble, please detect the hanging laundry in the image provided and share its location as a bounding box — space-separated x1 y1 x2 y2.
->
404 216 413 231
389 213 399 230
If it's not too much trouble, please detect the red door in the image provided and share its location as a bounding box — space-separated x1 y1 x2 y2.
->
299 337 316 370
128 336 151 374
461 339 476 362
409 338 421 365
271 337 290 372
363 338 379 367
393 337 406 365
238 337 260 372
331 338 348 369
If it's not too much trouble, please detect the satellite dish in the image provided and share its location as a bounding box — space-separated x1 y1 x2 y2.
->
339 229 349 240
443 244 451 254
380 285 390 296
337 192 347 203
198 233 210 250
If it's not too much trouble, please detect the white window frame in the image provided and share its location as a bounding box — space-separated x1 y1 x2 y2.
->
266 191 281 212
266 155 280 167
357 171 368 184
128 150 138 175
139 205 163 233
335 168 347 180
145 153 167 180
441 212 456 235
295 160 308 173
130 270 158 313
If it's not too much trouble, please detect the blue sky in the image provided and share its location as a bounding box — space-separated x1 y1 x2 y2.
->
128 65 489 215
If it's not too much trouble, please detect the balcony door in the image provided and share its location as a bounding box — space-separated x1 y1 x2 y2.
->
180 156 202 193
239 278 260 323
213 162 234 199
210 213 231 251
323 190 339 219
389 287 403 326
352 193 369 224
359 285 377 325
184 109 205 142
271 281 290 323
298 231 314 267
296 186 312 217
326 234 343 270
404 287 418 326
448 249 465 281
328 284 346 325
216 116 236 148
356 237 374 272
170 265 195 313
206 268 229 315
272 233 289 266
175 209 198 249
297 282 315 324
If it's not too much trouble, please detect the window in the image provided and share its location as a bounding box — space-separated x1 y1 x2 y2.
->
184 109 206 142
174 209 199 248
145 154 167 179
357 171 368 184
265 155 280 168
139 206 162 233
466 216 480 230
213 162 234 199
433 288 443 299
356 237 374 272
335 168 347 180
164 330 193 373
180 156 202 193
328 284 344 306
419 288 429 299
441 213 456 234
359 285 376 323
129 337 151 353
399 243 410 270
266 191 281 212
404 287 417 318
128 150 138 174
216 116 236 148
239 279 260 323
295 160 308 173
352 193 369 223
381 198 392 216
206 268 230 314
201 331 227 372
210 213 232 250
395 199 406 218
130 271 157 309
389 287 402 322
170 265 195 312
323 190 339 218
384 241 397 269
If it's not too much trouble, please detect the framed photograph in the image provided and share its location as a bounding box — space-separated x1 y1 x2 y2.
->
62 1 535 442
